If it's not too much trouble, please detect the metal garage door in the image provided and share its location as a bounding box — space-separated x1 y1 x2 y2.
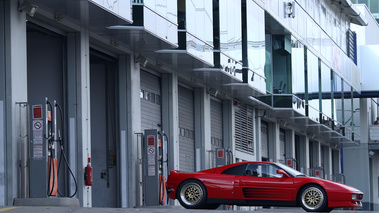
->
90 53 118 207
261 121 268 160
178 85 195 172
140 71 161 131
210 98 223 168
235 103 254 154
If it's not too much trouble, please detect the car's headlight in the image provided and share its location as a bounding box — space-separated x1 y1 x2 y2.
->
352 194 357 200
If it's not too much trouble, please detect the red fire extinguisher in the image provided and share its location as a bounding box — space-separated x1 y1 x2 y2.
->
84 157 93 186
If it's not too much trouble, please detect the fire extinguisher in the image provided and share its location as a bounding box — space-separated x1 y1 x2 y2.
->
84 157 93 186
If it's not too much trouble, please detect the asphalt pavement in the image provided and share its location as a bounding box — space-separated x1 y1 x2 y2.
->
0 206 370 213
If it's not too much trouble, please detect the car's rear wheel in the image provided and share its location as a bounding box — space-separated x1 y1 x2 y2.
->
177 179 207 209
299 185 328 212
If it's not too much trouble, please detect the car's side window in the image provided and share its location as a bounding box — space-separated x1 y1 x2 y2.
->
245 163 282 178
245 163 259 177
221 164 247 176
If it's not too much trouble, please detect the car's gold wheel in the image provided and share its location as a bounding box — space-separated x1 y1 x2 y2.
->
300 185 327 212
177 180 207 209
180 182 203 205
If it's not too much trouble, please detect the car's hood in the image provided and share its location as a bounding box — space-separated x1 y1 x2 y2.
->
306 177 362 193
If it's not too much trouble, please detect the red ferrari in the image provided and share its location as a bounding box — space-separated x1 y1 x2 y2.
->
166 161 363 212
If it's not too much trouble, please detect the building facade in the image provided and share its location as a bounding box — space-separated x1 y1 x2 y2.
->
350 4 379 211
0 0 377 210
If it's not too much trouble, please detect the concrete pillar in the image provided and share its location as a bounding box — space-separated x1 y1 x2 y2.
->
118 55 128 207
76 29 92 207
0 0 6 206
325 146 332 180
3 0 28 205
343 98 370 210
285 129 295 159
161 71 179 176
255 114 262 161
304 136 310 175
194 88 211 170
126 55 141 207
268 122 280 162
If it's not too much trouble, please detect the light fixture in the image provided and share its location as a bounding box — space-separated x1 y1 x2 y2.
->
284 1 295 18
256 109 267 118
135 55 148 67
18 0 38 17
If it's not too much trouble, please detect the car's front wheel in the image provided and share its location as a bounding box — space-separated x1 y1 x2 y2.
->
177 179 207 209
299 185 328 212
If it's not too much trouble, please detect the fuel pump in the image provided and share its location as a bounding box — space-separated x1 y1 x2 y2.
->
143 129 168 206
215 148 227 167
215 148 233 167
29 97 77 198
286 158 297 169
29 97 54 198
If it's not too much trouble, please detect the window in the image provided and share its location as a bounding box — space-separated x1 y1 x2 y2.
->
221 164 247 176
245 163 282 178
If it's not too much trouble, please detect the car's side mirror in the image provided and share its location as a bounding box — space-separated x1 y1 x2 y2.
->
277 169 290 178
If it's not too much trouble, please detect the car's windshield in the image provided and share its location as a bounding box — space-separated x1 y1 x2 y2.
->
274 162 306 177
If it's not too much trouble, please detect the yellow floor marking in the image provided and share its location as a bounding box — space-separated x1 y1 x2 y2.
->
0 207 17 212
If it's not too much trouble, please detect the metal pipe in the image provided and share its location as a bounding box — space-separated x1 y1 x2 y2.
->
45 97 49 139
53 100 57 142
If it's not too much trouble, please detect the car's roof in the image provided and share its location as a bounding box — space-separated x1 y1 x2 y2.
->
199 161 275 173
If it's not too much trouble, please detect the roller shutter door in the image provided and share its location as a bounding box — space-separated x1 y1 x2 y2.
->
234 104 254 154
261 121 268 160
211 98 223 168
178 86 195 172
140 71 161 131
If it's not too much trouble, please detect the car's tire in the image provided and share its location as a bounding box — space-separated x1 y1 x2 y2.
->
177 179 207 209
299 185 328 212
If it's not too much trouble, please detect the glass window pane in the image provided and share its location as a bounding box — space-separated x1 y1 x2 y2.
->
219 0 242 61
246 1 265 76
333 73 343 126
321 62 332 119
307 49 319 121
291 37 305 96
343 82 353 128
265 34 272 93
272 35 291 94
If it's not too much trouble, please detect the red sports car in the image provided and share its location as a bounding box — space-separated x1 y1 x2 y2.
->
166 161 363 212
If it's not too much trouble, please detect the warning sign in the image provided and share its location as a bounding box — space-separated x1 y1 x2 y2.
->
148 147 155 155
33 120 43 130
147 147 156 176
32 119 44 158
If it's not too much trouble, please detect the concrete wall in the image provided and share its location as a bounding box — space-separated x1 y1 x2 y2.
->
3 0 28 205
